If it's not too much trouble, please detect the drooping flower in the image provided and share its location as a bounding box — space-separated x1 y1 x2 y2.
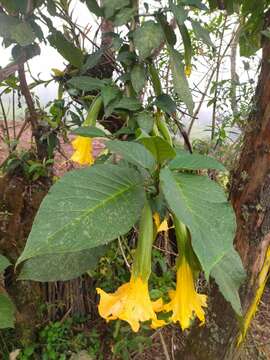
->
163 255 207 330
96 202 165 332
71 136 94 165
97 275 164 332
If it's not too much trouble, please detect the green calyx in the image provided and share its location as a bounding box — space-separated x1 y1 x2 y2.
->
133 200 154 282
173 215 201 273
83 95 103 127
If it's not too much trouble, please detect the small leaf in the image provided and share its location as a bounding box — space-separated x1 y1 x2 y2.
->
0 14 36 46
72 126 107 138
169 151 226 171
168 47 194 114
115 97 142 111
211 247 246 315
84 0 104 17
103 0 130 19
101 85 122 116
48 31 84 68
0 255 11 273
106 140 156 170
139 136 176 164
0 293 15 329
155 94 177 115
135 111 154 134
133 21 164 60
67 76 108 91
114 7 135 26
131 64 146 93
19 246 106 282
191 20 215 48
82 50 104 72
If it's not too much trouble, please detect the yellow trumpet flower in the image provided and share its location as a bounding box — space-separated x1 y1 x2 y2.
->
164 255 207 330
71 136 94 165
97 275 165 332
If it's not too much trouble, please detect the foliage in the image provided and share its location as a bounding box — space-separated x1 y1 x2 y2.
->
0 0 267 348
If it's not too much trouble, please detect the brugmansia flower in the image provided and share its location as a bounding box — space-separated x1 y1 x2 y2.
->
163 216 207 330
71 96 103 165
163 255 207 330
96 202 165 332
97 275 164 332
153 212 170 233
71 136 94 165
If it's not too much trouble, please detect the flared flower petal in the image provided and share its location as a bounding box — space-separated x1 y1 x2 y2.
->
163 257 207 330
97 275 165 332
71 136 94 165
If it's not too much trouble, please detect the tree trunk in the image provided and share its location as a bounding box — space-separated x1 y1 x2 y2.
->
177 13 270 360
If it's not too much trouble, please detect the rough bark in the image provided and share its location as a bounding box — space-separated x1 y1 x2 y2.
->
177 12 270 360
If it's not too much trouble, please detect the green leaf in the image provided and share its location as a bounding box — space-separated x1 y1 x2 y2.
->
135 111 154 134
133 21 164 60
0 255 11 273
115 97 142 111
211 247 246 315
0 14 36 46
82 50 104 72
114 7 135 26
160 168 235 277
168 48 194 115
131 64 146 93
0 293 15 329
19 246 106 282
106 140 156 170
139 136 176 164
67 76 108 91
72 126 107 138
101 85 122 116
191 20 215 48
169 151 226 171
48 31 84 68
84 0 104 17
155 94 177 115
169 2 188 25
17 164 146 264
103 0 130 19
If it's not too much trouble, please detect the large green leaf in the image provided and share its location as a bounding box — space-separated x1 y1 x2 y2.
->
139 136 176 164
0 293 15 329
115 97 142 111
0 255 10 273
168 48 194 115
17 164 146 264
0 14 36 46
133 21 164 60
160 168 235 277
211 247 245 315
48 31 84 68
67 76 108 91
169 151 226 171
19 246 106 282
106 140 156 171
